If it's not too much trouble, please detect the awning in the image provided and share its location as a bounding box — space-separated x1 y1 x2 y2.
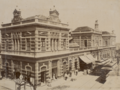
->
86 55 97 62
79 56 91 64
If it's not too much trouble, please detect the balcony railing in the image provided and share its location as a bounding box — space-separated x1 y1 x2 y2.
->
69 45 116 52
0 45 115 58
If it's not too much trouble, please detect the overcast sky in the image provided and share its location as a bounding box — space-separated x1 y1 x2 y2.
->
0 0 120 43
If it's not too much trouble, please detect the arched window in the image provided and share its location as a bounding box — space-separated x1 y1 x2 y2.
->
25 63 32 75
106 41 108 46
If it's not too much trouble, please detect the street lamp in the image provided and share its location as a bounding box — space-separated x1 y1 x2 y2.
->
115 49 120 76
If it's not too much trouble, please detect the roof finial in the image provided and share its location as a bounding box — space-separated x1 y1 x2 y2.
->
112 30 114 34
95 20 98 24
53 5 56 10
16 5 18 10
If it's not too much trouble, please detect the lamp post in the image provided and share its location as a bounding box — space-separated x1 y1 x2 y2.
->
115 49 120 76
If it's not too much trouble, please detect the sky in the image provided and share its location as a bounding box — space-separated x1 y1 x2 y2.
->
0 0 120 43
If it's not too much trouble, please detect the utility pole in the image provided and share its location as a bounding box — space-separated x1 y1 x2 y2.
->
116 49 120 76
116 57 119 76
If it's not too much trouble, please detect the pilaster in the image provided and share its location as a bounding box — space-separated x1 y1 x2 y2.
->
20 62 22 73
35 62 39 85
79 36 81 48
49 60 52 79
72 57 75 70
59 33 61 50
57 60 61 77
76 57 80 69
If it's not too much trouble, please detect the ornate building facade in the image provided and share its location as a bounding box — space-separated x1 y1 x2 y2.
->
0 7 116 87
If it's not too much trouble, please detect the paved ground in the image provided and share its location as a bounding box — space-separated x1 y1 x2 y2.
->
0 60 120 90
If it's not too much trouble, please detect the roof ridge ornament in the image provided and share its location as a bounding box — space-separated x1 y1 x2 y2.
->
53 5 56 10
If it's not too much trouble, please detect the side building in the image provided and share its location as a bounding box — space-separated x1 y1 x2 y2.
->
0 8 116 87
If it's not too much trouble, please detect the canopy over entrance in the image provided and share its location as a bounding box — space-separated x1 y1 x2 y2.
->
79 56 91 64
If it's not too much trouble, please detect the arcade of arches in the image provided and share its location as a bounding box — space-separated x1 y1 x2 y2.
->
1 48 115 85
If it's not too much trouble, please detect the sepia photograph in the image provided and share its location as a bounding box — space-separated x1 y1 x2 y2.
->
0 0 120 90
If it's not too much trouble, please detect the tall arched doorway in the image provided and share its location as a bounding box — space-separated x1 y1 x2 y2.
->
5 63 9 77
63 62 67 74
41 66 47 83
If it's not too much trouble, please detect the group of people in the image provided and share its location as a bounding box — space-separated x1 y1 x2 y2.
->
0 68 32 85
64 69 78 81
46 69 79 87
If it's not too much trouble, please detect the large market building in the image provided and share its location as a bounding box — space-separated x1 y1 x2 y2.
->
0 7 116 86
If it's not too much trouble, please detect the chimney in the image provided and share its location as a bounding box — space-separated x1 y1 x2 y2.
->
95 20 98 30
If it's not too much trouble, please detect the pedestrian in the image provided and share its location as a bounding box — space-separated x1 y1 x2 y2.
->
27 72 31 85
52 74 56 80
1 69 5 79
16 70 20 79
71 71 75 81
13 68 16 79
75 69 78 76
19 74 23 81
64 72 68 80
69 70 72 77
46 77 51 87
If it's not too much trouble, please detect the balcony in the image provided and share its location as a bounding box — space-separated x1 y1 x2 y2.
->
0 45 115 58
69 45 116 52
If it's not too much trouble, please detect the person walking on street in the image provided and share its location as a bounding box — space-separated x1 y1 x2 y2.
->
69 70 72 77
46 77 52 87
75 69 78 76
64 72 68 80
52 73 56 81
71 71 75 81
1 69 5 79
19 74 23 81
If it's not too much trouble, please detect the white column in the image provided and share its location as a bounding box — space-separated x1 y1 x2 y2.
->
57 60 60 77
49 60 52 79
15 39 16 51
52 39 54 51
59 33 61 50
56 39 58 51
77 57 80 69
79 36 81 48
54 39 56 51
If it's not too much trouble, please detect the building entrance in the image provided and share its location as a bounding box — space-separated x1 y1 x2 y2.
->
41 71 46 83
63 62 67 74
75 61 77 69
41 66 46 83
79 59 86 71
5 63 9 77
52 68 57 79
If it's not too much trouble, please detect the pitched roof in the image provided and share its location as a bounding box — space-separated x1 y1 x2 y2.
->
73 26 94 32
23 15 47 21
102 31 110 34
